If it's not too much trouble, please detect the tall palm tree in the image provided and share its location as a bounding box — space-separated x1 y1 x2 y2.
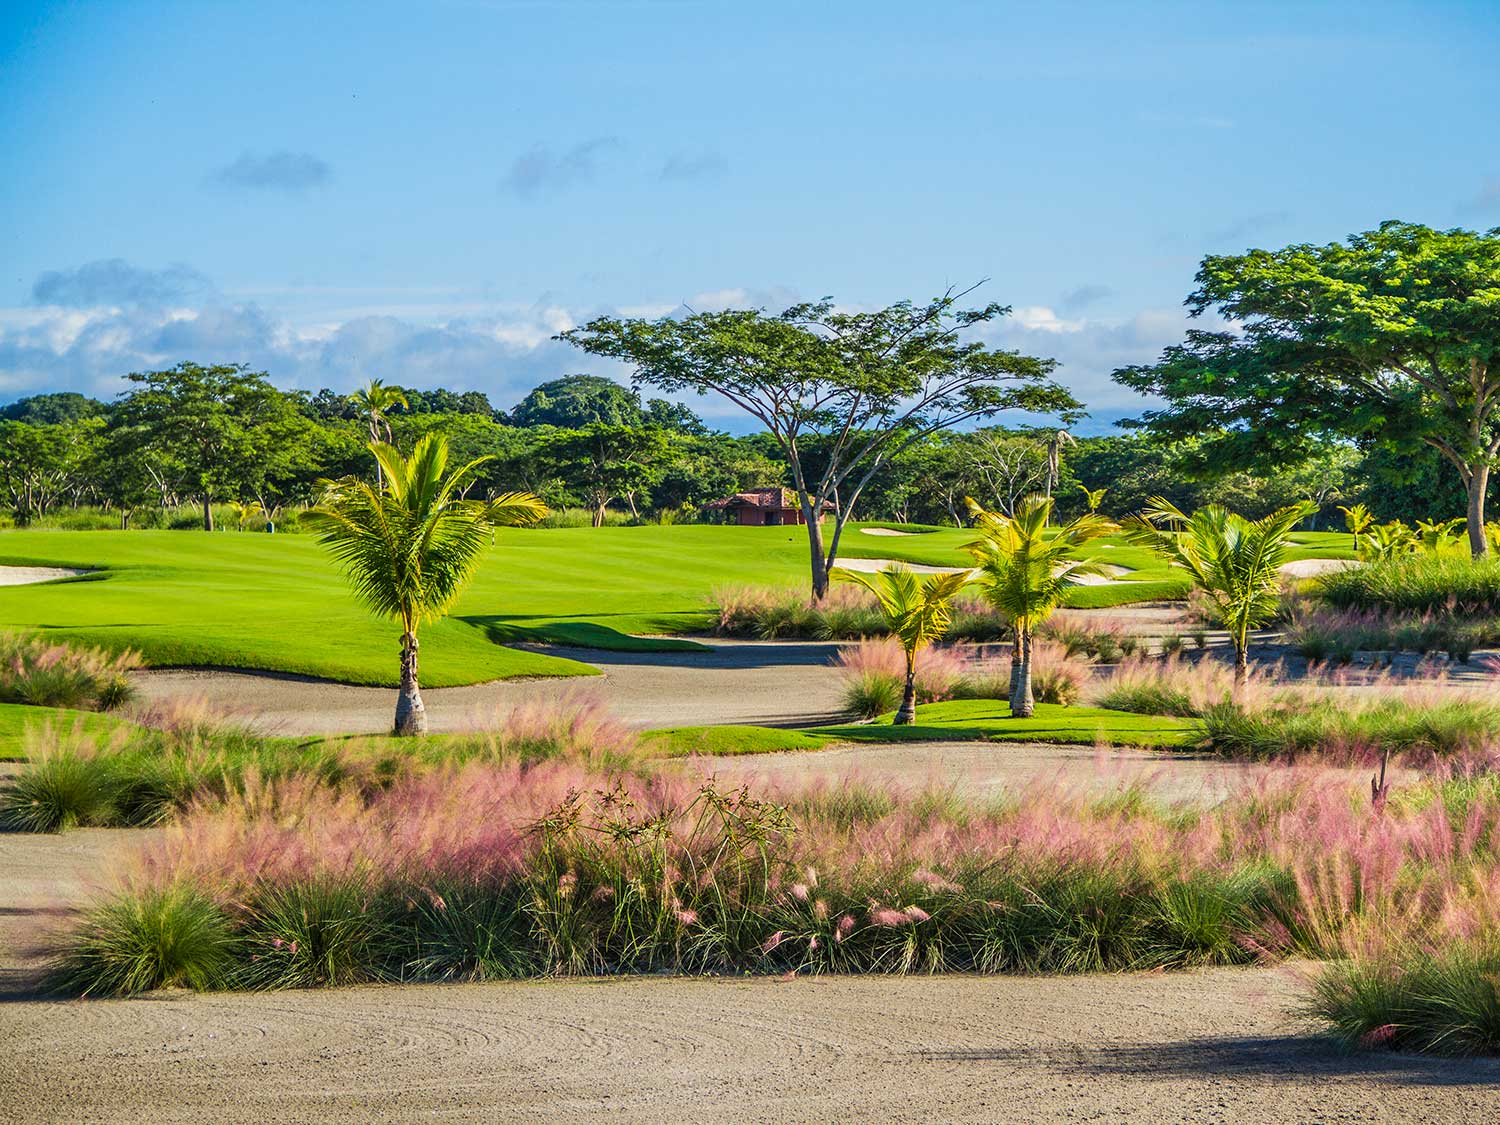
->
349 379 410 487
831 564 970 724
965 494 1115 718
305 433 546 735
1125 497 1315 686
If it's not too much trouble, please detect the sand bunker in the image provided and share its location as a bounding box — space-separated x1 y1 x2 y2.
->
0 566 93 586
858 527 915 536
1280 558 1356 579
833 557 972 575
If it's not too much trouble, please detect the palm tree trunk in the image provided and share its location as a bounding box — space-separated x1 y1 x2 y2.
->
394 630 427 736
1233 639 1249 690
896 655 918 725
1011 626 1035 718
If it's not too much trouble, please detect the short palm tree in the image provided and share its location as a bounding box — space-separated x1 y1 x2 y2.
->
304 433 546 735
1125 497 1315 686
1337 503 1374 554
1077 484 1108 514
965 494 1115 718
831 564 970 724
349 379 410 487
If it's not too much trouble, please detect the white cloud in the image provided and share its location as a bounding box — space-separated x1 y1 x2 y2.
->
0 262 1187 425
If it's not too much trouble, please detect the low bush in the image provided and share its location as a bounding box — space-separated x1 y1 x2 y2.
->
1316 554 1500 616
1310 935 1500 1056
834 638 1088 717
1286 603 1494 663
0 695 643 832
0 633 139 710
46 765 1500 1027
714 586 1007 643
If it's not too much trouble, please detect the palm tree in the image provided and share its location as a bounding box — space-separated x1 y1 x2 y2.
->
1337 503 1374 554
1077 484 1108 514
349 379 410 487
305 433 546 735
965 494 1115 718
831 564 970 724
1125 497 1315 686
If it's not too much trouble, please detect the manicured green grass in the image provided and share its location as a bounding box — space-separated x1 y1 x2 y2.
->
0 525 1355 688
644 725 834 757
814 699 1200 747
0 702 126 759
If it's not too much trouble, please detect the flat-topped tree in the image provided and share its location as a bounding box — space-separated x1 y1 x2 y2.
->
559 287 1080 598
1114 221 1500 558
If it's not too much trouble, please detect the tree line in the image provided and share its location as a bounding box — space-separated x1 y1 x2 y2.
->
3 223 1496 561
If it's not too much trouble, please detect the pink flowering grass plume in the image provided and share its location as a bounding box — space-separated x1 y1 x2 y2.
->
0 631 139 711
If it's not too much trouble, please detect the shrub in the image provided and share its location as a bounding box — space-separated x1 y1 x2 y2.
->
713 586 1006 643
0 743 117 831
1310 938 1500 1057
0 696 643 832
0 633 139 710
834 638 1086 715
46 764 1500 1034
1317 554 1500 616
1286 602 1493 663
49 884 235 996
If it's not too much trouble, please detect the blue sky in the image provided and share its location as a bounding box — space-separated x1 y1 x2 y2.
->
3 0 1498 428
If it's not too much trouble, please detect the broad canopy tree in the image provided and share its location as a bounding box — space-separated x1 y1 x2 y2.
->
560 288 1081 597
111 362 307 531
1115 221 1500 557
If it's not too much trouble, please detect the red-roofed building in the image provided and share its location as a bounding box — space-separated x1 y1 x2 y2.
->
705 487 831 526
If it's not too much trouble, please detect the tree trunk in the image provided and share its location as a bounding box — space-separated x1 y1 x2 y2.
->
895 658 918 725
202 493 213 532
804 510 831 600
120 509 132 531
1010 627 1034 718
1467 462 1490 558
592 499 606 528
394 631 427 736
1233 638 1249 690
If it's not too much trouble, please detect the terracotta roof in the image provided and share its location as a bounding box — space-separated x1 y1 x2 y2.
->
705 487 833 510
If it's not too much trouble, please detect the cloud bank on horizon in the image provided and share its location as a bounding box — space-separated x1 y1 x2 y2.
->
0 257 1187 427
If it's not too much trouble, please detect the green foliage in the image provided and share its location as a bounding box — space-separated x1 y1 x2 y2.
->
1318 553 1500 615
1311 942 1500 1056
1126 497 1314 674
0 747 117 831
49 885 236 996
1115 222 1500 557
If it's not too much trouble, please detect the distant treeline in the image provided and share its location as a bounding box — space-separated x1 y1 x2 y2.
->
0 363 1463 531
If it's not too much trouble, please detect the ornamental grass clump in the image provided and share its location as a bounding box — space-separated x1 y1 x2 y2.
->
0 632 138 710
52 760 1500 1041
1316 553 1500 616
834 637 1088 718
0 696 642 832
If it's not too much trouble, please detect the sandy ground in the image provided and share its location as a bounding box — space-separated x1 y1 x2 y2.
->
0 565 92 585
858 527 914 536
690 741 1410 805
1281 558 1357 579
132 639 854 736
835 556 1129 585
2 831 1494 1124
4 961 1495 1122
